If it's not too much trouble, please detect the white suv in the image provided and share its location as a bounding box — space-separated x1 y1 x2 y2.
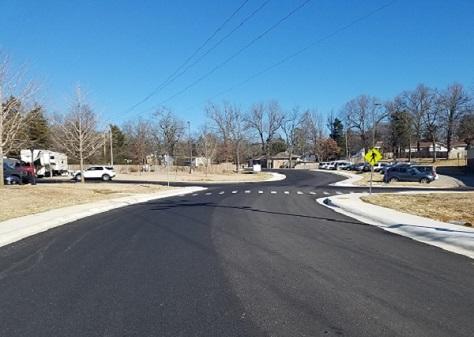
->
74 166 116 181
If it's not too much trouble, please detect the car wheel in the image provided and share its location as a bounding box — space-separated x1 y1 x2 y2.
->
420 178 429 184
102 174 110 181
389 177 398 183
75 174 81 181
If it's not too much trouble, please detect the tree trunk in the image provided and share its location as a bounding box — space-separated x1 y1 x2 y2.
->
79 152 85 183
0 144 4 188
432 136 437 163
235 142 241 172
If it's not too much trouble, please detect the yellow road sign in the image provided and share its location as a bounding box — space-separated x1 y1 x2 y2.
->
364 148 382 165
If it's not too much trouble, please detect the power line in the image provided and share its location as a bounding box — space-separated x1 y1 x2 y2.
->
156 0 312 106
190 0 397 109
166 0 271 91
122 0 250 115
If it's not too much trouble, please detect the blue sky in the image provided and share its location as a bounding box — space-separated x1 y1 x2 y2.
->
1 0 473 129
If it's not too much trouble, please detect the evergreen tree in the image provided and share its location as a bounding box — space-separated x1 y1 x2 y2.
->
25 105 50 149
389 109 412 158
329 118 345 156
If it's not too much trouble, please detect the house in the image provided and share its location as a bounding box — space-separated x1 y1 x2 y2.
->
250 152 301 169
405 141 468 159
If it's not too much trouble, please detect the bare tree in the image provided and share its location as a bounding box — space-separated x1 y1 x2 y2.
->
439 83 472 154
124 118 153 170
300 109 324 161
281 106 301 168
401 84 433 154
0 54 36 186
197 126 218 176
207 102 245 170
154 107 184 158
245 100 284 157
54 87 103 183
342 95 387 152
424 92 441 162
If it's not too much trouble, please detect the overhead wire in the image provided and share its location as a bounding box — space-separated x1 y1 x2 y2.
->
155 0 313 107
121 0 250 115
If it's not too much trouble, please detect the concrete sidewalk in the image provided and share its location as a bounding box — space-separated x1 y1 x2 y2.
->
318 192 474 259
0 186 206 248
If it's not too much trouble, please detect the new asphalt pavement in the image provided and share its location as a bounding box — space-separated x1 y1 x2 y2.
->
1 170 473 337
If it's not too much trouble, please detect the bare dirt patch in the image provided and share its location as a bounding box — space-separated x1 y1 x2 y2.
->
362 192 474 226
0 183 171 222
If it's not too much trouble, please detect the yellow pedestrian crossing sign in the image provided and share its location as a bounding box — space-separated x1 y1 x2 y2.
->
364 148 382 165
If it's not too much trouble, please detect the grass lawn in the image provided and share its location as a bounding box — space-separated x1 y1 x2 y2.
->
361 192 474 226
0 183 172 222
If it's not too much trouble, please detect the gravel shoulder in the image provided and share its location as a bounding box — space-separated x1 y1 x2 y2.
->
0 183 173 222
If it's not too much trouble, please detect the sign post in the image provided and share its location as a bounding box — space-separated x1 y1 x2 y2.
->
364 148 382 195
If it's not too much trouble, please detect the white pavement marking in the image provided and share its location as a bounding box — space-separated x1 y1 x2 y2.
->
309 192 316 195
284 191 290 195
258 190 263 194
323 191 330 195
192 193 198 196
245 190 251 194
205 192 212 196
232 190 238 194
219 191 225 195
271 191 277 194
336 191 343 195
297 191 304 195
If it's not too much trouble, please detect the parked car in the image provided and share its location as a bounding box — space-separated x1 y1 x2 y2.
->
326 161 337 170
74 166 116 181
352 163 370 172
319 162 331 169
383 166 435 183
412 165 438 180
335 161 352 170
372 162 389 172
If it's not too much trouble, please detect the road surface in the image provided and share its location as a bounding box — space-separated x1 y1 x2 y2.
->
1 170 473 336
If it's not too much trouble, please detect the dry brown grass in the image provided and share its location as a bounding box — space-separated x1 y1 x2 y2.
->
353 172 459 187
362 192 474 226
396 158 467 167
0 183 171 222
116 171 273 183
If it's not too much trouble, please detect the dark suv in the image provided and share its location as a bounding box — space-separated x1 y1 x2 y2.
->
383 166 435 183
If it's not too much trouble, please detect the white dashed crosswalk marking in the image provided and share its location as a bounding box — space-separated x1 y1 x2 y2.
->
192 193 198 196
297 191 304 195
219 191 225 195
205 192 212 196
336 191 343 195
244 190 251 194
323 191 330 195
284 191 290 195
258 190 263 194
232 190 238 194
309 192 316 195
271 191 277 194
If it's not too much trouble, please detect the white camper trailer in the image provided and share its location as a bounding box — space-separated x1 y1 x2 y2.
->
20 149 68 177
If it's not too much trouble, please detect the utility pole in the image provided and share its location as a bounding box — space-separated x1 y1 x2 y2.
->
188 121 192 174
109 125 114 166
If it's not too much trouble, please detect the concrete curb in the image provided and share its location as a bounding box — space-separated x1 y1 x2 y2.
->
317 192 474 259
0 186 206 248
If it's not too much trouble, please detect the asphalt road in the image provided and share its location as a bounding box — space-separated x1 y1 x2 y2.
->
1 170 473 337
